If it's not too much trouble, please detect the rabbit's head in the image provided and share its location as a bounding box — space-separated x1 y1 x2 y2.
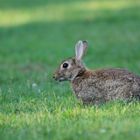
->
53 40 88 82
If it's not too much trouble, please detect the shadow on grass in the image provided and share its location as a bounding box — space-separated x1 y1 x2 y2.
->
0 4 140 84
0 0 91 10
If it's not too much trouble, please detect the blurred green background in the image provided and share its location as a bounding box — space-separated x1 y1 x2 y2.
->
0 0 140 140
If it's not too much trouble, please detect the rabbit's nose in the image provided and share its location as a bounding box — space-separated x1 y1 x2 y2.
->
53 74 57 80
53 75 56 79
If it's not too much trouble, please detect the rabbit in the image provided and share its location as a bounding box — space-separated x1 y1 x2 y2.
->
53 40 140 105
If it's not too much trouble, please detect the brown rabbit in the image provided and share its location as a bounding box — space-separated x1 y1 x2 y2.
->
53 40 140 104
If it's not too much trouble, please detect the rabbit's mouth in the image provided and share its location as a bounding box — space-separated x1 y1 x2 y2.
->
58 74 75 82
58 77 66 82
53 76 67 82
53 72 73 82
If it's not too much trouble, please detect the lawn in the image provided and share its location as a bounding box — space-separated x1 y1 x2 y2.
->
0 0 140 140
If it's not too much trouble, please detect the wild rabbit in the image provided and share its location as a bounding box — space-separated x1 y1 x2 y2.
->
53 40 140 104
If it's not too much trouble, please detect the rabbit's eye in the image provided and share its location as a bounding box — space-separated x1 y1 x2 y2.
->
63 63 69 68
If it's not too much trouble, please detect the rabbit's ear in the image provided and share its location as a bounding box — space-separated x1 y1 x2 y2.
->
75 40 88 61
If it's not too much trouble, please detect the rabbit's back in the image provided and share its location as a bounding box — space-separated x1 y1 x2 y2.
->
72 68 140 104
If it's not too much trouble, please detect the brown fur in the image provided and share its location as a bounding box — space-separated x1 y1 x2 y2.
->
53 41 140 105
71 68 140 104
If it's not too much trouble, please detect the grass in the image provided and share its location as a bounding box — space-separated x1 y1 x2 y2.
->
0 0 140 139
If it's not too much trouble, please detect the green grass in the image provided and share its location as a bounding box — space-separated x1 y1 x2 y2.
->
0 0 140 139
